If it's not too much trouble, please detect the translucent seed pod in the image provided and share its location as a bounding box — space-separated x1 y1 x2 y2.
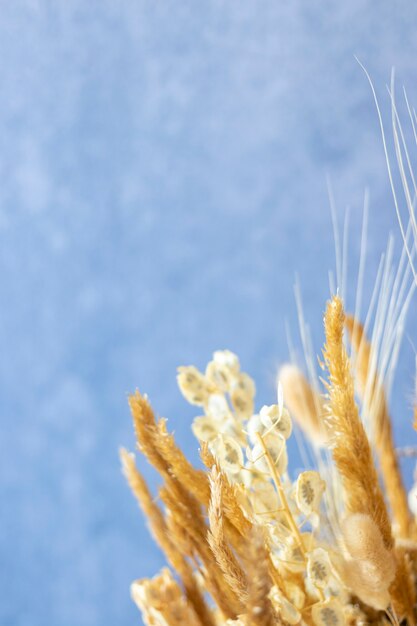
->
205 359 232 393
204 393 232 421
210 435 243 475
268 513 293 546
249 479 280 519
191 416 219 442
269 586 301 625
177 366 209 406
248 433 288 475
240 463 263 489
213 349 240 375
230 386 254 420
259 404 292 439
231 371 256 397
311 599 345 626
295 470 326 516
247 413 267 444
219 418 247 446
307 548 332 589
280 533 315 573
283 581 305 611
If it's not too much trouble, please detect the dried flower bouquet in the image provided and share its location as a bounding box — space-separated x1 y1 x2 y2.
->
120 287 417 626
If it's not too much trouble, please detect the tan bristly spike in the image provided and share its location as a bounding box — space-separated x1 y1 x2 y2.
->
200 443 252 537
128 392 209 544
200 445 287 599
119 448 215 626
208 466 248 603
244 528 280 626
345 314 412 539
323 297 393 547
159 482 241 620
130 390 248 555
129 392 204 513
155 418 211 505
323 295 414 622
131 567 202 626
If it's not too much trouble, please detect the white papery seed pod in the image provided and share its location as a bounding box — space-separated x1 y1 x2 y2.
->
249 479 280 519
307 548 332 589
213 350 240 375
191 416 219 442
205 359 232 392
177 366 209 406
210 435 243 475
204 393 232 421
247 413 267 444
284 581 305 611
260 404 292 439
312 599 345 626
269 586 301 625
248 433 288 475
295 470 326 516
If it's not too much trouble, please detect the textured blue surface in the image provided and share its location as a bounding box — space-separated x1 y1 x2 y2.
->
2 2 417 625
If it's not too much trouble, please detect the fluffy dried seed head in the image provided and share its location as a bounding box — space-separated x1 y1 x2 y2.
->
340 514 396 611
341 514 396 582
341 559 391 612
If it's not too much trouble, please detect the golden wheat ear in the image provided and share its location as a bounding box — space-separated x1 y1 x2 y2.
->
344 314 412 540
119 447 215 626
323 295 415 622
323 296 392 544
207 466 248 606
243 528 278 626
130 568 202 626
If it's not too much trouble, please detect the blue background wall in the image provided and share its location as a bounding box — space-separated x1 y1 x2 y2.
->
2 2 417 624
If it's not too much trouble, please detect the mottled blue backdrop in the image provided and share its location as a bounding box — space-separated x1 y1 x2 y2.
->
2 2 417 625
